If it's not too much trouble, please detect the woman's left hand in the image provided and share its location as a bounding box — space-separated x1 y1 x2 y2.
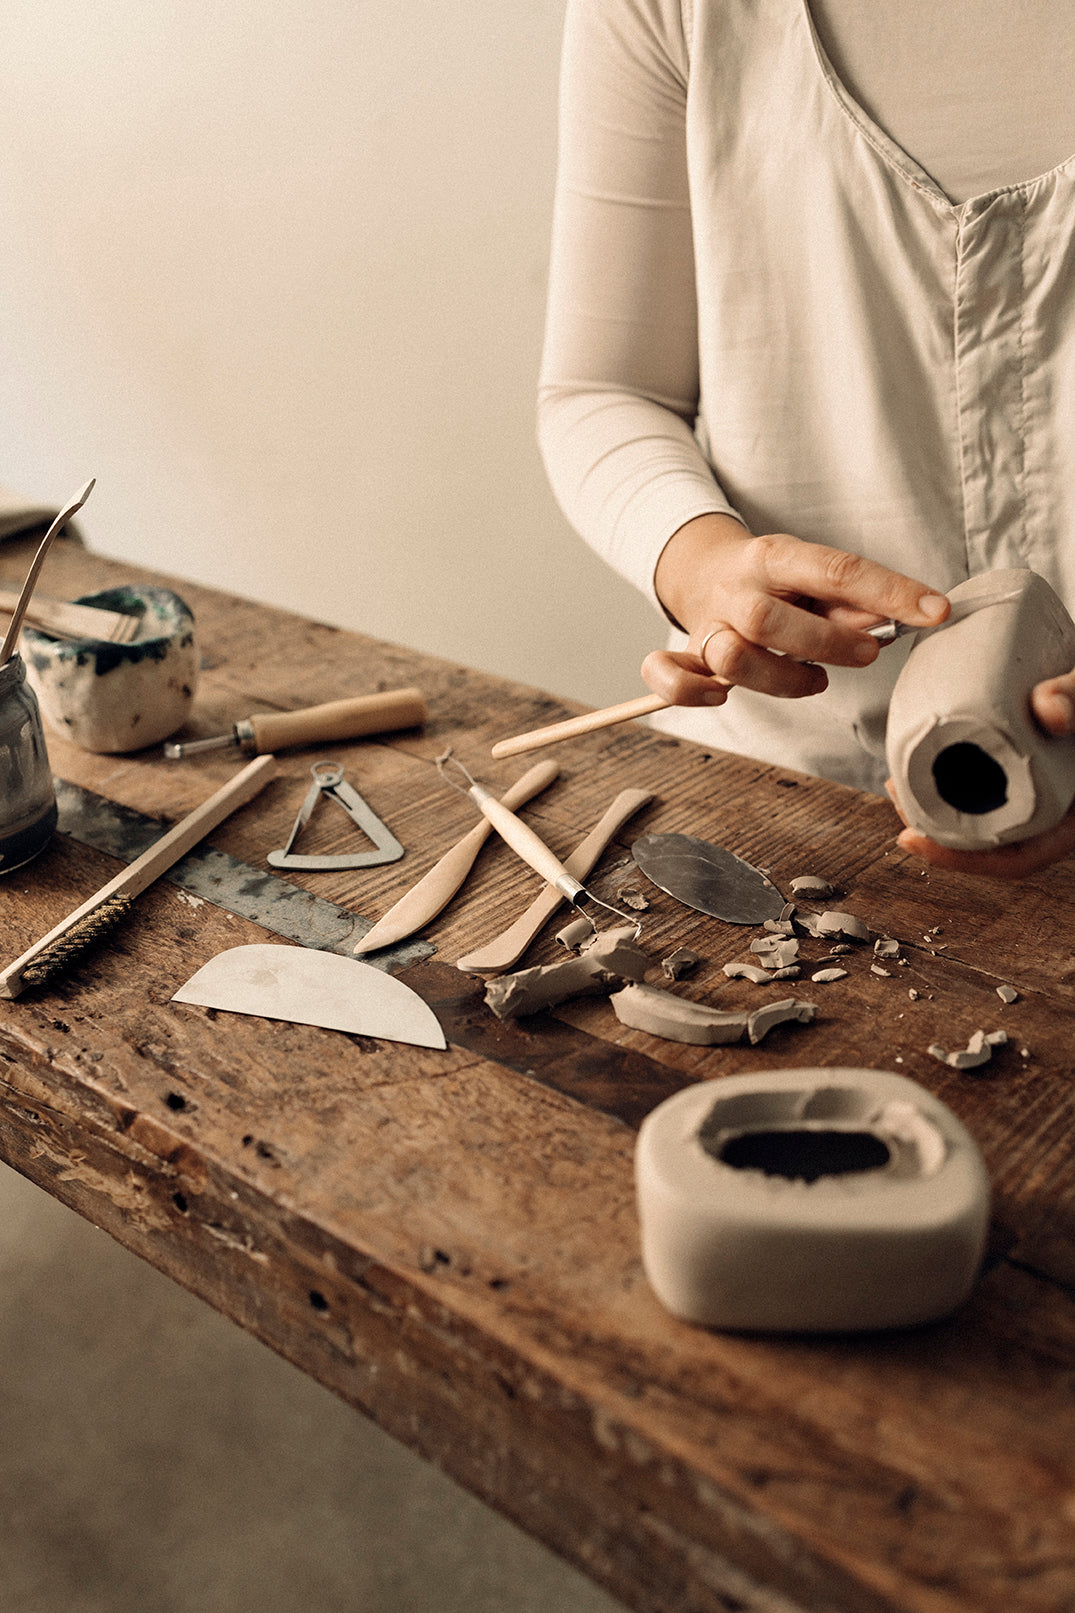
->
888 664 1075 877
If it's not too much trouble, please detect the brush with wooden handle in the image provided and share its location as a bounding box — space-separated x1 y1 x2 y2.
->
354 758 560 955
455 787 654 974
0 754 275 999
0 589 144 645
164 688 427 758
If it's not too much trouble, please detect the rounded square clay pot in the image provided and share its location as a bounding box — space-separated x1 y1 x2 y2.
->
23 585 199 754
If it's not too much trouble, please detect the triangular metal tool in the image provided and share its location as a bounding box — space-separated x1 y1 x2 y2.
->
268 762 404 870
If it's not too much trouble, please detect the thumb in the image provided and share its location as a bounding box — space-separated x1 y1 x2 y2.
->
1031 670 1075 737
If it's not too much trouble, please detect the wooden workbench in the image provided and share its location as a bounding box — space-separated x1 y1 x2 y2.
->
1 536 1074 1613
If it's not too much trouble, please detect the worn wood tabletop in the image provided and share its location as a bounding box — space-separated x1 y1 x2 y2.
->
2 536 1074 1613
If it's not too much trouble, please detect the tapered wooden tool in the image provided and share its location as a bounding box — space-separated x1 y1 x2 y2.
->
455 788 653 974
491 693 668 759
353 759 560 954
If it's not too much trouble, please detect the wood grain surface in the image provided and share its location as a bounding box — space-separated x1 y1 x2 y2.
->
2 537 1075 1613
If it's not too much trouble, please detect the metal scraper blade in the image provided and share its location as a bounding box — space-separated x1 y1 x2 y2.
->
173 943 446 1048
632 832 786 925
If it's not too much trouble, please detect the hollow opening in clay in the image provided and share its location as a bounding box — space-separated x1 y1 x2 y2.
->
715 1128 892 1183
931 743 1008 815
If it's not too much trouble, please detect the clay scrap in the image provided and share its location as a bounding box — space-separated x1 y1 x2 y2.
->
750 935 800 969
788 874 834 898
661 946 701 980
611 982 816 1047
723 960 775 984
811 911 870 942
928 1029 1008 1070
484 924 648 1020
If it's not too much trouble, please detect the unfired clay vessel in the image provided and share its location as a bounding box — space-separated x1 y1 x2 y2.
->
886 568 1075 849
24 585 198 754
635 1067 989 1332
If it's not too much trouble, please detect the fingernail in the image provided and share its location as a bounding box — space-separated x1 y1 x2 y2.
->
702 688 728 707
852 639 877 665
918 593 948 622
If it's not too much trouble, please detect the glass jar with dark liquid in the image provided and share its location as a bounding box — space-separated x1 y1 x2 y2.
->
0 652 57 872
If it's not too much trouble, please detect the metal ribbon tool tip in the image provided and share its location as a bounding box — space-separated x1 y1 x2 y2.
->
435 750 642 939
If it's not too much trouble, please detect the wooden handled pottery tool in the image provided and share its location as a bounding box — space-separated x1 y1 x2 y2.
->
490 615 948 760
268 761 404 870
436 752 643 938
455 786 654 974
0 588 143 645
0 479 96 666
0 754 275 999
354 758 560 954
164 687 427 758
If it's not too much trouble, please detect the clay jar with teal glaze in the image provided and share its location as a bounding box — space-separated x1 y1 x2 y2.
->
23 585 198 754
0 652 57 872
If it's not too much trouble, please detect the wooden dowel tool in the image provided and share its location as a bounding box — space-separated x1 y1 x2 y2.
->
0 754 275 999
491 692 668 759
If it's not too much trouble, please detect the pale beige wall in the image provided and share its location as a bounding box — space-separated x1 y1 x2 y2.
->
0 0 661 712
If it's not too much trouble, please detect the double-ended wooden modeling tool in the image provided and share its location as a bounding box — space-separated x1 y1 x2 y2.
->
455 785 654 974
0 754 275 999
164 688 427 758
435 751 643 939
354 758 560 954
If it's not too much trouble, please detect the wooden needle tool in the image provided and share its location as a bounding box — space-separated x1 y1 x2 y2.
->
435 751 642 939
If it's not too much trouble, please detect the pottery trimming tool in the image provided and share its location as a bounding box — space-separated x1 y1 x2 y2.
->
164 687 427 758
173 943 446 1049
0 754 275 999
354 757 560 954
268 761 404 871
455 786 654 974
436 752 643 938
632 831 786 925
0 479 96 666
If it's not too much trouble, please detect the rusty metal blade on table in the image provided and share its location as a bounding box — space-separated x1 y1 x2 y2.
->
455 787 654 974
354 758 560 955
172 943 446 1049
632 832 785 925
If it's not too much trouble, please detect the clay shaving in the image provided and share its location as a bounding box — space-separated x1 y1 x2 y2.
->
611 983 816 1047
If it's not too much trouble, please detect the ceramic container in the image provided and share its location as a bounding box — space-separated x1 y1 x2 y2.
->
23 585 198 754
635 1068 990 1332
886 568 1075 849
0 652 57 872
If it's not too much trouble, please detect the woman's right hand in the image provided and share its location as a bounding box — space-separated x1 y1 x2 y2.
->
641 513 950 707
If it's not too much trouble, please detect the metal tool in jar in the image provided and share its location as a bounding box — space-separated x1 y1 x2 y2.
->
0 478 96 870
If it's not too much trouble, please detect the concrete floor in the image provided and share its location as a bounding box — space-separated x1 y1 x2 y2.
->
0 1164 625 1613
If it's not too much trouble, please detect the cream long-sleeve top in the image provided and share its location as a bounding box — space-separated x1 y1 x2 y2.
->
538 0 1075 792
